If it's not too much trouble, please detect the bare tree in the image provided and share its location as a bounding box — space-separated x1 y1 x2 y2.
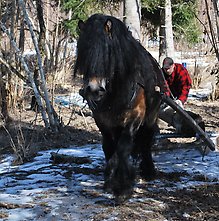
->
1 22 50 127
1 0 80 130
0 0 12 121
165 0 175 59
18 0 60 131
159 0 175 64
207 0 219 61
212 0 219 52
30 0 46 111
123 0 141 41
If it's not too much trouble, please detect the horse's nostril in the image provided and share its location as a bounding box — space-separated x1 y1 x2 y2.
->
94 90 99 96
86 85 105 94
86 85 92 92
85 85 106 101
99 86 106 92
86 85 99 92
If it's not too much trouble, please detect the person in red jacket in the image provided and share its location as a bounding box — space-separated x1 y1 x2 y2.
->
162 57 192 105
159 57 192 133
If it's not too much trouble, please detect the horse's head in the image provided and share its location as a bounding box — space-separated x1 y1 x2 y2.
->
74 14 117 104
74 14 134 105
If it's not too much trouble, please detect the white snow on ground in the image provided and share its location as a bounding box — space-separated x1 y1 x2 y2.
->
54 80 214 107
188 87 212 100
55 92 88 108
0 145 219 220
54 88 212 108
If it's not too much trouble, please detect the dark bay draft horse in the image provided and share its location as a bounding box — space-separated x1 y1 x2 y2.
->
74 14 165 203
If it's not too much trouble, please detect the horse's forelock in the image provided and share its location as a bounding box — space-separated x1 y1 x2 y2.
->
77 16 110 77
75 14 130 79
75 14 157 90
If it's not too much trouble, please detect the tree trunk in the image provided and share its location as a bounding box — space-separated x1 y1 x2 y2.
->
0 78 9 122
45 0 51 72
0 50 10 122
36 0 46 51
53 0 61 69
19 0 60 131
165 0 175 59
210 0 219 61
31 0 47 111
159 0 175 64
159 8 166 65
123 0 141 41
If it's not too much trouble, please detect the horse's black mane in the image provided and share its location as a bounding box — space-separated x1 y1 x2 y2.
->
75 14 163 89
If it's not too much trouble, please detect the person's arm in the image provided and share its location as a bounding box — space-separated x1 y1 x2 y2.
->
161 68 171 97
164 80 171 97
178 69 192 103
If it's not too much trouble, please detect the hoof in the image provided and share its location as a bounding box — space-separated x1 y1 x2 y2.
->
140 167 156 180
114 191 132 205
140 160 156 180
103 181 113 194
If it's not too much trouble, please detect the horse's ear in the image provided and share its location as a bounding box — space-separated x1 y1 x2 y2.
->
78 20 85 31
104 19 112 36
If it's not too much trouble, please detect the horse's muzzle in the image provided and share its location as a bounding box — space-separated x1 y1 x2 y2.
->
82 78 107 102
85 85 106 101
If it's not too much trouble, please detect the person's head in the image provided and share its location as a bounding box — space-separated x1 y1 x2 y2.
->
162 57 174 75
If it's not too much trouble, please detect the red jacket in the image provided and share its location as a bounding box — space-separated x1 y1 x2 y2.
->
163 63 192 104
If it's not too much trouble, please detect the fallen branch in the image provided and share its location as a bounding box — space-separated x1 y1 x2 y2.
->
50 152 92 164
0 202 33 209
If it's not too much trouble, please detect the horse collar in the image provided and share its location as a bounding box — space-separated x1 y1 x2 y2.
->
128 83 142 108
130 85 138 104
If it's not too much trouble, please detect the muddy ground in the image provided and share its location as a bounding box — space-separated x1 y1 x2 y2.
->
0 86 219 220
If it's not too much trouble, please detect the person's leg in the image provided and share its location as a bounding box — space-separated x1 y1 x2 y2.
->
159 105 183 133
172 112 183 133
159 105 175 127
159 105 206 136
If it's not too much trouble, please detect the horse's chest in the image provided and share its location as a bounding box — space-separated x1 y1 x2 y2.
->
93 87 146 130
93 111 121 128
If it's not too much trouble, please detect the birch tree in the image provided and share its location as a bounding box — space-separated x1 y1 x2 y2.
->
18 0 60 131
206 0 219 61
159 0 175 64
0 0 11 121
164 0 175 59
123 0 141 41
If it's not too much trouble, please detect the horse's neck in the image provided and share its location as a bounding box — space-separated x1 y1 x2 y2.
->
108 81 141 110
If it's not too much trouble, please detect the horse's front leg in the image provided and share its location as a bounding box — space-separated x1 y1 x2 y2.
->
101 132 117 192
105 129 136 203
102 133 116 162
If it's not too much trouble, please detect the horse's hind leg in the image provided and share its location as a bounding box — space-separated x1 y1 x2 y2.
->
140 147 156 180
137 126 156 179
